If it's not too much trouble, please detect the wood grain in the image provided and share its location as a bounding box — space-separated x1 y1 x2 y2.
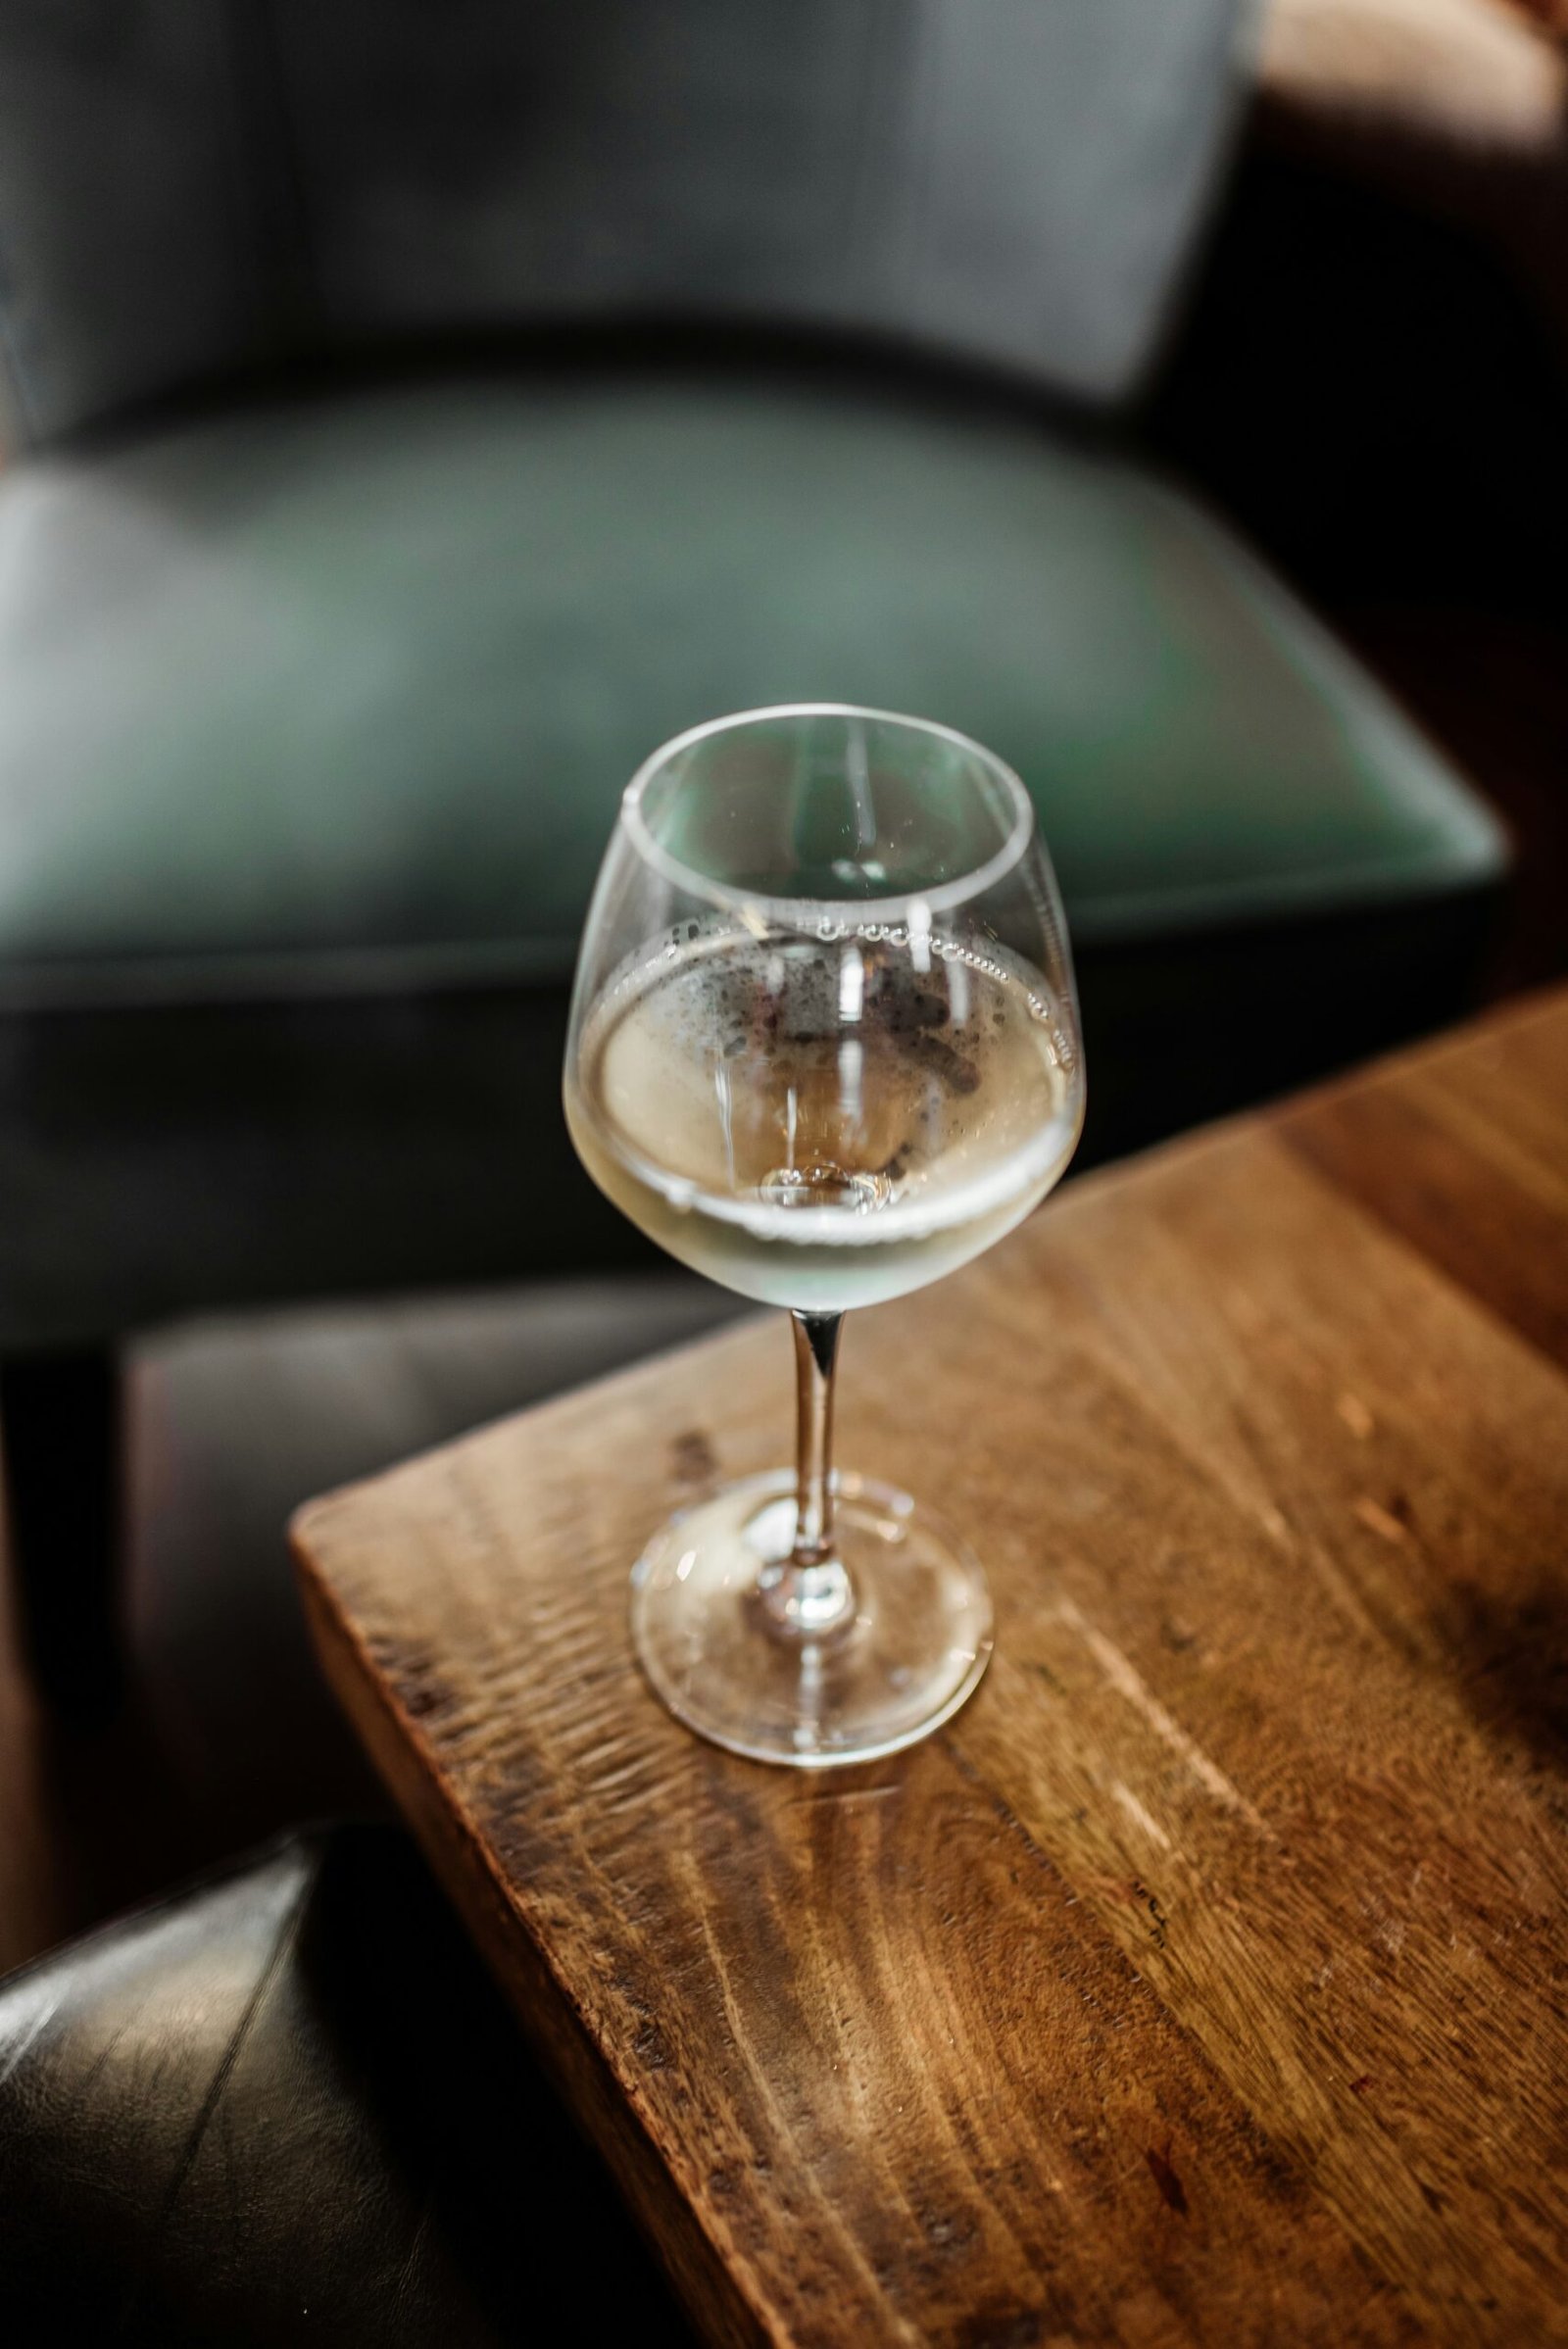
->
1281 988 1568 1372
294 987 1568 2347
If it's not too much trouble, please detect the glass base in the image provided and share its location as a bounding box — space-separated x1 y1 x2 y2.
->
629 1470 993 1768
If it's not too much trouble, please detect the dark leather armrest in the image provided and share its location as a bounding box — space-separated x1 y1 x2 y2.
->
0 1827 694 2346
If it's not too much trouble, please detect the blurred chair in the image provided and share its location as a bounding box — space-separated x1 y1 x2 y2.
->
0 1823 697 2345
1256 0 1568 360
0 1 1506 1708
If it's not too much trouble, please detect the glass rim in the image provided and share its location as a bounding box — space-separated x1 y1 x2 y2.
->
619 703 1037 924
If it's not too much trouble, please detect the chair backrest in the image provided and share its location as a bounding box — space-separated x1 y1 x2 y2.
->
0 0 1248 447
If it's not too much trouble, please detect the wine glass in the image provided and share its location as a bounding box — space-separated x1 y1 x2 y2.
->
564 706 1084 1766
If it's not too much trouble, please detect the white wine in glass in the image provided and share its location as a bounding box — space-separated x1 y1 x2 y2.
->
564 706 1085 1765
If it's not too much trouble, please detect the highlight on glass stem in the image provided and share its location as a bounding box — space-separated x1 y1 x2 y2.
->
564 706 1085 1765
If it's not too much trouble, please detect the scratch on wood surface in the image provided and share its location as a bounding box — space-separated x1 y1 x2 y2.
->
1145 2144 1190 2218
789 1782 904 1808
1353 1496 1412 1548
1111 1782 1174 1852
1337 1392 1376 1439
1054 1595 1269 1835
670 1429 718 1486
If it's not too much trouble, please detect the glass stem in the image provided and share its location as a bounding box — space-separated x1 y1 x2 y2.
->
757 1311 856 1639
793 1309 840 1562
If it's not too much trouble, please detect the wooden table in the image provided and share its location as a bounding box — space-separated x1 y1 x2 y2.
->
294 987 1568 2348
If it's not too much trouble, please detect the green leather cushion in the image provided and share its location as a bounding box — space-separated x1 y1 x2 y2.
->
0 371 1504 998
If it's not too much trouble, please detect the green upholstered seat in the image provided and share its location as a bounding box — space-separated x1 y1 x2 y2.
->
0 372 1501 992
0 366 1506 1355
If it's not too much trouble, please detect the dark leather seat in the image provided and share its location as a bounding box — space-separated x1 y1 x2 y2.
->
0 1824 695 2346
